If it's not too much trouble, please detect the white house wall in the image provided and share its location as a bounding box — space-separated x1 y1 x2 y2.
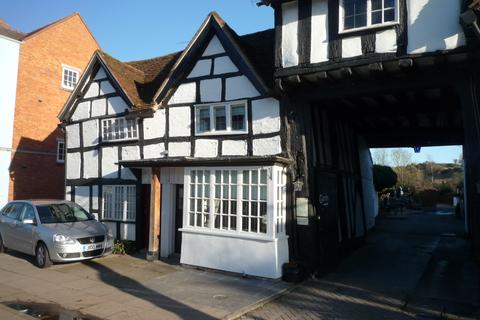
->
407 0 465 54
0 35 20 206
65 66 140 242
281 1 299 67
358 138 378 230
279 0 467 67
310 0 329 63
181 231 289 279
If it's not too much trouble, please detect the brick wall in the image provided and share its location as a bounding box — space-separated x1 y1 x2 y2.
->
9 14 99 200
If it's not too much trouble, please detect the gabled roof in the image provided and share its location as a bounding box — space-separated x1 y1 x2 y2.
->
0 19 25 41
59 12 275 121
152 11 272 105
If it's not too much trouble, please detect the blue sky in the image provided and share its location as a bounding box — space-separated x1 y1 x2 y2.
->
371 146 463 165
0 0 273 61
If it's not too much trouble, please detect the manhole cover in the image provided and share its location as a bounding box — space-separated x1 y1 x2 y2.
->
213 294 228 300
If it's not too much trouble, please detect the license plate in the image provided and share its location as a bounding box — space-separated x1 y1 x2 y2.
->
83 243 103 251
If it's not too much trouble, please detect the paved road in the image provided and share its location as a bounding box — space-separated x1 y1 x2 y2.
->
242 210 480 320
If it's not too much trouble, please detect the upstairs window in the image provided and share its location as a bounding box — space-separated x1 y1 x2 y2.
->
61 65 79 90
56 140 65 163
101 117 138 142
195 101 247 135
341 0 397 32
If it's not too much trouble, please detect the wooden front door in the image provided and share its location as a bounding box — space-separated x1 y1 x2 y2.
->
174 185 184 254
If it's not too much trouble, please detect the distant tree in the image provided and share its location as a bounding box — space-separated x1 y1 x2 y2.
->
372 149 389 166
373 165 398 192
391 149 413 186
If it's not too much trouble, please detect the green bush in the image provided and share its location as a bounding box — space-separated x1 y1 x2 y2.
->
373 165 398 192
112 240 137 255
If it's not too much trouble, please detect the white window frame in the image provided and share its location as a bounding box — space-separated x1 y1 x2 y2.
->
102 185 136 222
101 117 139 142
181 166 287 241
61 64 80 91
56 139 65 163
339 0 399 34
194 100 248 136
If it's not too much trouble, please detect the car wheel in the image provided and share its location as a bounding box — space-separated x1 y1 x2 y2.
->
35 243 52 268
0 234 5 253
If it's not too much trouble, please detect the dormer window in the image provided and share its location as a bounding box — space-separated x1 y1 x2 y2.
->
195 101 247 136
61 65 80 90
340 0 398 33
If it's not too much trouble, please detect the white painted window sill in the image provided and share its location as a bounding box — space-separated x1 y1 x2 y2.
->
195 130 247 137
179 228 289 242
339 21 399 35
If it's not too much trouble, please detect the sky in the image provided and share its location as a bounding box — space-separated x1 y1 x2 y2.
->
0 0 273 61
371 146 463 165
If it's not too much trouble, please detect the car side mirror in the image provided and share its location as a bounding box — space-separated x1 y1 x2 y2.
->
23 219 35 225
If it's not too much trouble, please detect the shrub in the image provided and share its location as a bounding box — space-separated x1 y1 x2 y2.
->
112 240 137 255
373 165 398 192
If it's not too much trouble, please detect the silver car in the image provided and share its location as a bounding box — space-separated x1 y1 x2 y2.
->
0 200 114 268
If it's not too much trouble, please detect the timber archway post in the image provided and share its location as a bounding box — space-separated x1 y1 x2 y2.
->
147 168 161 261
458 72 480 257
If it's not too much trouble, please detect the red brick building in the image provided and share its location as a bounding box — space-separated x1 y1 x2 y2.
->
7 13 100 201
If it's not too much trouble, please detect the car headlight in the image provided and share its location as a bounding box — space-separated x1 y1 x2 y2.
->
53 234 76 245
107 228 114 240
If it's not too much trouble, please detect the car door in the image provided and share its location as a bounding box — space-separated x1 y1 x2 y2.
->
0 203 24 250
14 204 37 254
0 204 13 246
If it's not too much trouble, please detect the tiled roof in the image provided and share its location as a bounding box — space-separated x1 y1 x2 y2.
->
98 27 274 109
0 19 25 41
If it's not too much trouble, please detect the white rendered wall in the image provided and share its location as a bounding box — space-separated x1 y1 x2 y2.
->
202 36 225 56
252 98 281 135
253 136 282 156
225 76 260 100
181 231 289 279
407 0 465 54
222 140 247 156
0 38 20 212
194 139 218 158
66 124 80 149
342 37 363 58
358 138 378 230
101 147 118 179
169 107 191 137
376 29 398 53
144 109 166 140
168 83 196 105
281 1 299 67
74 186 90 211
311 0 329 63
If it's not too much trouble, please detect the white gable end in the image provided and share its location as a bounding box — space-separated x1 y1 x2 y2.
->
169 82 196 104
202 35 225 56
94 67 107 80
107 96 129 115
225 76 260 100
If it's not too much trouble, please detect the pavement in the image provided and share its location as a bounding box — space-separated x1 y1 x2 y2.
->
241 209 480 320
0 251 289 319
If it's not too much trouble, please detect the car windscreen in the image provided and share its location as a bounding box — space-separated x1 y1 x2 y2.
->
36 203 94 224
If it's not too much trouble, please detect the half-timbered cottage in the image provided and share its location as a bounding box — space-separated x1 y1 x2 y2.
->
59 13 292 278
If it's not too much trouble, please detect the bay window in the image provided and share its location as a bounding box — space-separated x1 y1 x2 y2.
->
184 166 287 238
195 101 247 135
340 0 398 32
